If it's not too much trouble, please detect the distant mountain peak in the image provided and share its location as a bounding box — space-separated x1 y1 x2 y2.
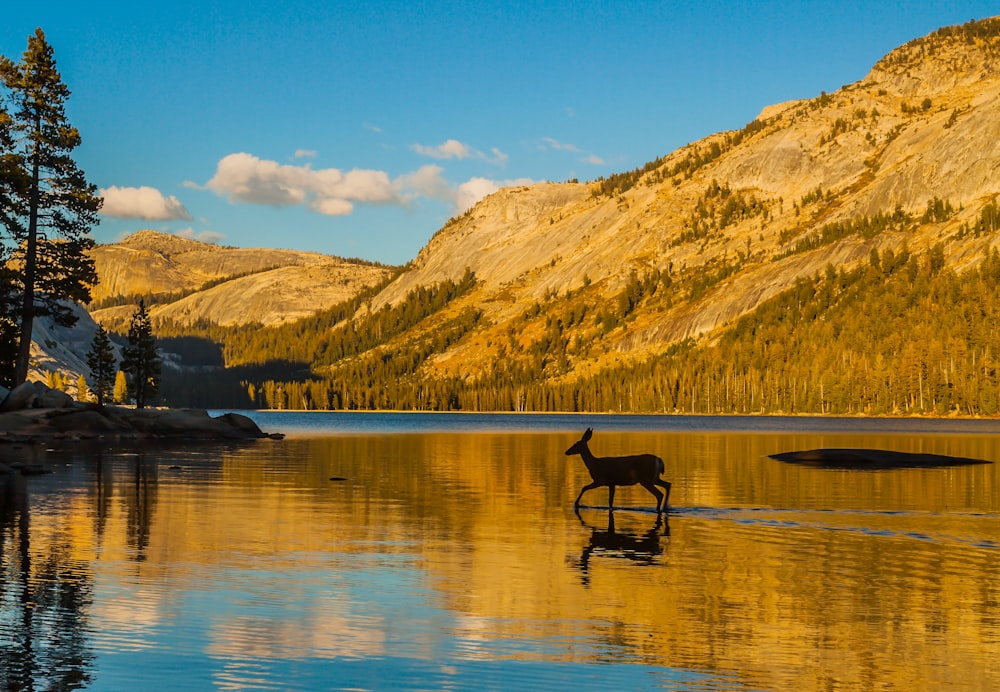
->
115 229 221 256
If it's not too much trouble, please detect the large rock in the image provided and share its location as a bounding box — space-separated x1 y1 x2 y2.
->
46 409 133 434
0 382 37 412
1 381 75 412
215 412 265 434
34 386 74 409
111 407 275 439
0 404 281 443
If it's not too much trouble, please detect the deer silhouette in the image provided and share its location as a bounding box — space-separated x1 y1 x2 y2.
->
566 428 671 513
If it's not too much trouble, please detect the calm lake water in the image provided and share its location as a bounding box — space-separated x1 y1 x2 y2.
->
2 412 999 690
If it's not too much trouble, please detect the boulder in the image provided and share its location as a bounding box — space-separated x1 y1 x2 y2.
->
118 407 270 439
35 387 74 409
215 412 266 435
0 382 37 412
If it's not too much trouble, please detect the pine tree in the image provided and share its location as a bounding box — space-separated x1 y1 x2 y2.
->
0 82 22 387
121 300 161 409
0 28 101 385
86 324 116 406
0 277 17 387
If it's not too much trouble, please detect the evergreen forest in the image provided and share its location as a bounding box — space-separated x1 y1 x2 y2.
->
133 235 1000 416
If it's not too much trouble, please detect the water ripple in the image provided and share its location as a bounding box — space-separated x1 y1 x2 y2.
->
672 504 1000 550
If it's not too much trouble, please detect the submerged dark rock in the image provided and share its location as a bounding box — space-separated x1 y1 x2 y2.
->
770 448 992 469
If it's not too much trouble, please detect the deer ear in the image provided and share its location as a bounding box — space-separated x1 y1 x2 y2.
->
583 428 593 441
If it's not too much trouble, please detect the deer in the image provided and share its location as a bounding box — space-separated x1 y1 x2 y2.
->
566 428 671 513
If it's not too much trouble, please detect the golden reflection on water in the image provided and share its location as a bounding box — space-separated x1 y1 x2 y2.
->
2 427 1000 690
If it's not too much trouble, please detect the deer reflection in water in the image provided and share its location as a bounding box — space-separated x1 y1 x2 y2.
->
566 428 671 513
576 511 669 585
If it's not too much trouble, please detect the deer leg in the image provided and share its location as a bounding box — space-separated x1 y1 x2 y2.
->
575 482 602 509
607 485 616 509
641 481 664 513
655 480 672 508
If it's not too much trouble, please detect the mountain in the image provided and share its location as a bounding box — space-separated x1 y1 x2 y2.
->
379 19 1000 334
334 18 1000 388
88 230 396 327
35 18 1000 413
27 230 394 396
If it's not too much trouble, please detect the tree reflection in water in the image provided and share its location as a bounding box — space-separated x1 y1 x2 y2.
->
126 452 158 562
576 511 670 586
1 468 95 690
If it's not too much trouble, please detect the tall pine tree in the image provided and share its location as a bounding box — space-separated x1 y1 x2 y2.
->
0 28 101 385
0 67 24 387
86 324 116 406
122 300 161 409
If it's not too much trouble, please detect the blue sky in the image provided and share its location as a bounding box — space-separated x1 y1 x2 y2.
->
2 2 997 265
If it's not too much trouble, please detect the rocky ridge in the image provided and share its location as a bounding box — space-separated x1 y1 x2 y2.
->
363 18 1000 380
88 230 395 327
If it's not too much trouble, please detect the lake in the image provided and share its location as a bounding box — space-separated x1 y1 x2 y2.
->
2 412 999 690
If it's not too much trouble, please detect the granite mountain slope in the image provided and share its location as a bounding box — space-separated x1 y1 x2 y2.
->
30 18 1000 406
359 18 1000 383
88 230 394 328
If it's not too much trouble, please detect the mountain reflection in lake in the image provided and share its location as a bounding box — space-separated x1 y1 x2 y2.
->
2 413 999 690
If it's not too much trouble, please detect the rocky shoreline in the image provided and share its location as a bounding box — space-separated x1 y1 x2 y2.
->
0 381 283 475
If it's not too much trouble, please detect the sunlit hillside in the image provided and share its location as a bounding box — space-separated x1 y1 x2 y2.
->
81 18 1000 414
88 229 396 328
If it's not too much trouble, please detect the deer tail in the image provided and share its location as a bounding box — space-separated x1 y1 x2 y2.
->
657 456 665 477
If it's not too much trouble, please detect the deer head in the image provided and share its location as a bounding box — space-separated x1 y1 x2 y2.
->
565 427 593 456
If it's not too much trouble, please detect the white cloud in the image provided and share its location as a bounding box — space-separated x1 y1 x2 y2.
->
396 164 452 201
175 228 226 244
204 153 404 216
540 138 605 165
203 152 533 218
413 140 508 166
412 139 474 160
99 186 192 221
294 149 317 159
455 178 500 213
454 176 535 214
394 166 534 213
540 137 580 153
